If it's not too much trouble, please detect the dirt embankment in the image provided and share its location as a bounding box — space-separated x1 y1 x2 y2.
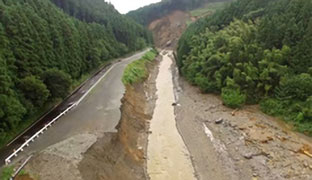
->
148 11 190 49
77 57 160 180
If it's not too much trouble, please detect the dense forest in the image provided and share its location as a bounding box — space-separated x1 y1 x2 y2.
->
0 0 151 146
127 0 231 26
178 0 312 134
51 0 153 50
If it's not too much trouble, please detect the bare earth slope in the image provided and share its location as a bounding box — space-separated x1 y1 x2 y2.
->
148 11 189 49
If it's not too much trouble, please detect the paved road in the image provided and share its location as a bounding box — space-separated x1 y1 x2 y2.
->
0 49 149 166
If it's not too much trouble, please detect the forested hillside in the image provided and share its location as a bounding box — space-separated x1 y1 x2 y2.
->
0 0 151 146
127 0 231 26
51 0 153 50
178 0 312 134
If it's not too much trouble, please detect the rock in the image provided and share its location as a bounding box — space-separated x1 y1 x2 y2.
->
172 102 181 106
243 153 253 159
166 40 172 47
215 118 223 124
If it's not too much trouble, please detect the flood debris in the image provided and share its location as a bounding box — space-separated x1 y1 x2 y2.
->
174 78 312 179
215 118 224 124
298 144 312 158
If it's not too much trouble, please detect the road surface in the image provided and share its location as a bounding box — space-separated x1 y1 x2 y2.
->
0 49 149 166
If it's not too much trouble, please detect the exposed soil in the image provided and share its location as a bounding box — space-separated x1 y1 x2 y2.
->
148 11 190 49
15 174 33 180
77 57 160 180
173 75 312 180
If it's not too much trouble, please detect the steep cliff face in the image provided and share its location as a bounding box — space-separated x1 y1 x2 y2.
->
78 58 159 180
117 83 150 163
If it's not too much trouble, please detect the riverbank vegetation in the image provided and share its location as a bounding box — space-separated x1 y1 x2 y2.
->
122 49 157 85
177 0 312 134
0 0 152 147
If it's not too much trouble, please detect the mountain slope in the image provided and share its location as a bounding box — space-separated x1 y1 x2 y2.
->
0 0 151 147
127 0 231 26
51 0 153 50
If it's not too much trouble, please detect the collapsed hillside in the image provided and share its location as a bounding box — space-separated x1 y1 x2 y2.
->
148 11 190 49
127 0 231 26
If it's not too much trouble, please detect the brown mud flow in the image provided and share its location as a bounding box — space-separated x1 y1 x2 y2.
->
147 51 196 180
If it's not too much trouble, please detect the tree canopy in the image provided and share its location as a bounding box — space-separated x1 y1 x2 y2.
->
177 0 312 134
127 0 231 26
0 0 152 146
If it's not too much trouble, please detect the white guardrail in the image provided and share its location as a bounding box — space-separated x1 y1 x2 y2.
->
4 56 121 165
4 103 77 165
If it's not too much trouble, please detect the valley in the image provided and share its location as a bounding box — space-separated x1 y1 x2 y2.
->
1 0 312 180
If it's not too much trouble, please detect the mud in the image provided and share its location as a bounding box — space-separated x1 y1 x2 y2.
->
148 11 189 49
173 75 312 180
77 56 160 180
147 51 196 180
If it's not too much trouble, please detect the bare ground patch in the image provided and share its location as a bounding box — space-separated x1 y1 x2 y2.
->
173 76 312 180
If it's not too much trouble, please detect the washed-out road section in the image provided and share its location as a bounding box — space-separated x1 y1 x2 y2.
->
0 49 149 166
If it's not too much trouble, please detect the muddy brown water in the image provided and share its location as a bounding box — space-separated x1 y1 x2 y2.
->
147 51 196 180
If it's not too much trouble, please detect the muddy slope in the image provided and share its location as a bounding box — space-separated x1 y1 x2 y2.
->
78 58 160 180
148 11 189 49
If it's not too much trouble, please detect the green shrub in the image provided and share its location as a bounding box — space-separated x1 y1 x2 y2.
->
277 73 312 101
122 60 147 85
122 50 157 85
260 98 285 116
221 88 246 108
0 166 14 180
194 74 218 93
